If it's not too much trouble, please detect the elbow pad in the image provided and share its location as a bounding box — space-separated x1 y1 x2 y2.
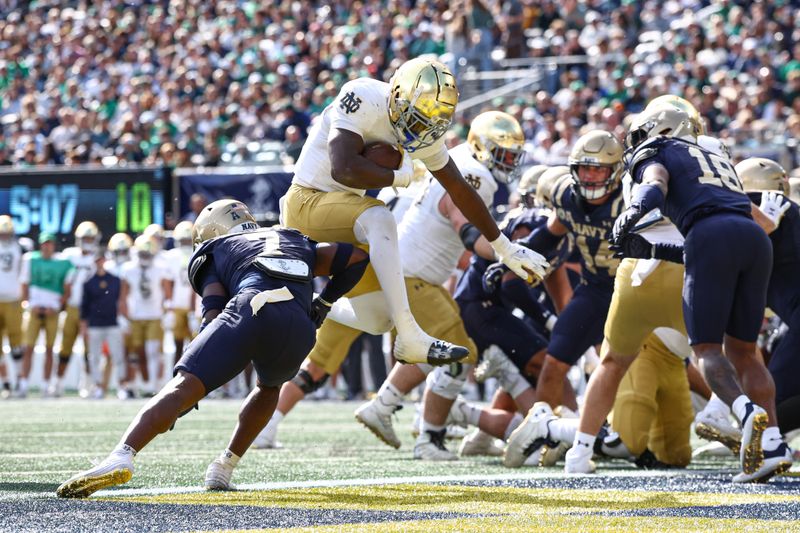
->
459 223 482 252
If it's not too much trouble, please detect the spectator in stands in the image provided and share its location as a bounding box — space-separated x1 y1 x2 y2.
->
183 193 209 223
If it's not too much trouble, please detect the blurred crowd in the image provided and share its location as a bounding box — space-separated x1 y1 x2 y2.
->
0 0 798 175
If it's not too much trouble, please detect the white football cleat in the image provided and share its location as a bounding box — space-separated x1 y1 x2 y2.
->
503 402 555 468
204 459 235 490
739 402 769 475
474 345 518 383
414 430 457 461
733 443 792 483
564 444 596 474
394 333 469 366
694 409 741 456
56 453 134 498
522 447 544 467
355 399 401 449
459 429 504 457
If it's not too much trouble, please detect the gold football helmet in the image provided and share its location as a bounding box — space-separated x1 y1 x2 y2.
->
134 234 158 266
645 95 705 136
734 158 789 195
388 58 459 153
534 165 570 209
173 221 194 248
568 130 624 200
74 221 100 252
467 111 526 183
193 199 258 246
517 165 548 208
108 232 133 261
627 106 696 150
0 215 13 242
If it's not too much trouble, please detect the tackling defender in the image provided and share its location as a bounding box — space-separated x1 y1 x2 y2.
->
56 199 370 497
280 57 547 366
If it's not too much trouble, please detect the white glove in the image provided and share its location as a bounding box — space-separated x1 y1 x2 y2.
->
759 191 791 227
490 233 549 283
391 150 415 188
161 310 176 331
117 316 131 335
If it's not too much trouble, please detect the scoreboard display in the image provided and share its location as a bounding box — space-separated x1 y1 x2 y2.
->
0 167 167 244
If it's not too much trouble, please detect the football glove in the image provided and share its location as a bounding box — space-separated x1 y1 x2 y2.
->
391 150 415 188
611 205 646 245
309 297 332 329
490 234 549 283
759 191 791 228
609 233 654 259
481 262 509 295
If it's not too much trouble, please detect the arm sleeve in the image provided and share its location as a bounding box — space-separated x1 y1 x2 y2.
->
318 245 370 304
521 225 564 258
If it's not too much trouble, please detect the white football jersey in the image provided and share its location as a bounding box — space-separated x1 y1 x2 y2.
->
398 143 497 286
292 78 450 195
120 260 169 321
61 247 97 308
0 240 22 301
164 246 193 310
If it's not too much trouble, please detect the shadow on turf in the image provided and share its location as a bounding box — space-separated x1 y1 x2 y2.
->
0 481 60 492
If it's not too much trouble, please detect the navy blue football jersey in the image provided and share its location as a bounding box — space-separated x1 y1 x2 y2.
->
550 177 623 287
747 192 800 268
188 227 317 308
629 137 751 234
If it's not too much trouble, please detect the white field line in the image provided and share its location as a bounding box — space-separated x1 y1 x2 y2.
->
0 468 741 502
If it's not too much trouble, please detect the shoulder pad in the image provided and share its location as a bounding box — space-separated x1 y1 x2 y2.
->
627 138 664 176
187 241 214 294
550 175 574 210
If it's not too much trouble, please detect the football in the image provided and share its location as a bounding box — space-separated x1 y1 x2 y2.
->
362 141 402 170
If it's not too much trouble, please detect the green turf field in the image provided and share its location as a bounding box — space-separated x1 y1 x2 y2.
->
1 398 798 532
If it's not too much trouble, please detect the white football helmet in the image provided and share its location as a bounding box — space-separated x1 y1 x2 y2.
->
134 234 157 267
735 158 789 195
0 215 13 243
517 165 548 208
645 95 705 136
108 232 133 263
627 106 696 150
193 199 258 246
568 131 624 200
74 221 100 253
173 221 194 249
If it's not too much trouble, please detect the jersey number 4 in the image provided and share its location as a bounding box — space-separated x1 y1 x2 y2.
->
688 146 743 192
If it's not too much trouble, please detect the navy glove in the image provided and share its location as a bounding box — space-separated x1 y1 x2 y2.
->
611 206 646 245
609 233 654 259
481 262 509 295
309 297 332 329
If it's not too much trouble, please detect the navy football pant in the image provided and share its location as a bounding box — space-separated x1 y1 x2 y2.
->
547 282 613 365
683 213 772 344
458 299 548 384
176 288 316 391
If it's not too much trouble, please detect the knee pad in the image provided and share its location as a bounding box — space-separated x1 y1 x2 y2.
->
10 347 22 361
427 363 471 400
291 369 329 394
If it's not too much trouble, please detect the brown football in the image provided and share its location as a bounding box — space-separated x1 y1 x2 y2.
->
362 141 402 170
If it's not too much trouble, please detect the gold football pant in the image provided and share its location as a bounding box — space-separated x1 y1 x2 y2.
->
609 333 693 467
0 300 22 347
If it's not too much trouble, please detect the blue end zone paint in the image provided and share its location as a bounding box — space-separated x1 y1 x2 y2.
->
451 473 800 495
605 502 800 521
0 500 483 533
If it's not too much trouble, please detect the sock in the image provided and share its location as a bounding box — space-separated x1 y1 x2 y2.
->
375 382 403 413
271 410 285 424
572 431 596 454
18 377 28 392
706 394 731 416
421 420 445 434
504 413 524 440
762 426 783 451
547 417 579 443
731 394 752 423
113 443 138 457
219 448 240 467
462 402 482 427
504 373 531 399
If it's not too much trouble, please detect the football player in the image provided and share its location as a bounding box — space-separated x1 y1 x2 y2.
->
253 111 528 458
0 215 23 397
516 165 548 209
57 221 101 397
734 159 800 449
104 233 136 397
280 57 547 366
105 233 133 276
611 106 786 481
119 235 171 396
500 131 626 467
56 199 369 497
18 233 73 398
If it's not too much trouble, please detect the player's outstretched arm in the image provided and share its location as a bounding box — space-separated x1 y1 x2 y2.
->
433 157 549 282
329 129 408 189
311 243 370 327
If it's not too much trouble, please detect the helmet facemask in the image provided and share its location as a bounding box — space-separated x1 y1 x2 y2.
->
570 162 622 201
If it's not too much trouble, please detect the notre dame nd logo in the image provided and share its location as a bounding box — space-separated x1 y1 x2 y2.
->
464 173 481 190
339 92 362 114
